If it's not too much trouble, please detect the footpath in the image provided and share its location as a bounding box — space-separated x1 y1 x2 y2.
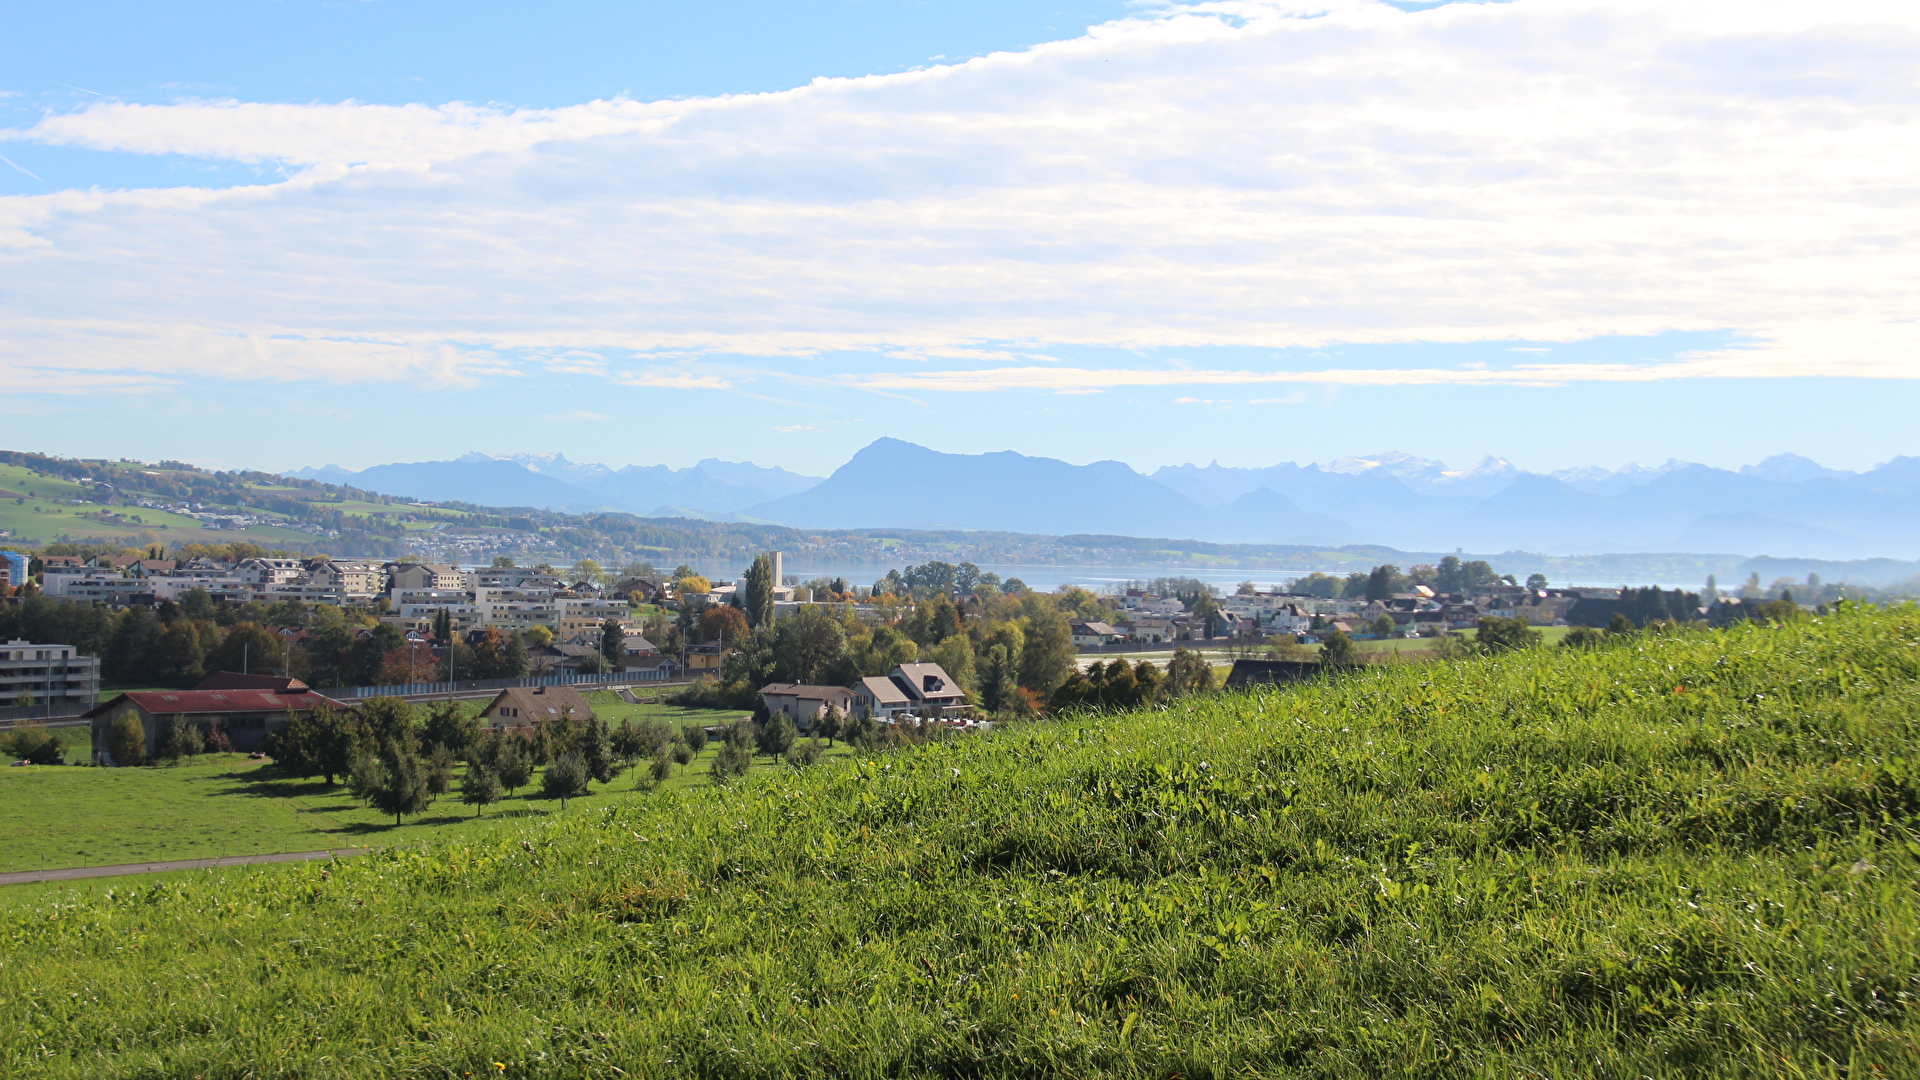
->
0 848 366 887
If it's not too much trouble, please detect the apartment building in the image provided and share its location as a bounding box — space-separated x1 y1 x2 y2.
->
0 639 101 711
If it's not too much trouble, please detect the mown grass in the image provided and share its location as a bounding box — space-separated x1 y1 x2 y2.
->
3 605 1918 1077
0 706 817 873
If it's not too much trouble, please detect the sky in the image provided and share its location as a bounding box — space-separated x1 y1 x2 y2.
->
2 0 1918 480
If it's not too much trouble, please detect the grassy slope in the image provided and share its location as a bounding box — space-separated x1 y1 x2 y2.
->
4 606 1919 1077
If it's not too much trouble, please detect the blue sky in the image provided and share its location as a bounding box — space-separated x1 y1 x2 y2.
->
3 0 1917 478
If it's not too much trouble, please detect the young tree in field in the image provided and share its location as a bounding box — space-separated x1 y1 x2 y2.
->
494 739 532 794
425 744 455 796
366 752 432 825
1161 648 1215 699
422 700 477 758
579 715 617 784
649 747 674 787
1319 628 1360 668
758 713 796 759
787 739 824 768
461 766 501 816
160 715 204 761
710 740 753 782
263 703 359 785
107 713 147 766
671 741 693 766
680 724 708 753
543 751 591 809
815 703 844 746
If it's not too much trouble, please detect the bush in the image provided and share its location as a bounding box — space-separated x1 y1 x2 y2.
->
1563 625 1607 649
649 747 674 786
1 722 63 764
709 740 752 783
159 716 204 761
106 714 146 767
786 739 824 768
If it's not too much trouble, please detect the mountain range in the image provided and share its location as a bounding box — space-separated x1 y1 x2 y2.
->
286 443 1920 560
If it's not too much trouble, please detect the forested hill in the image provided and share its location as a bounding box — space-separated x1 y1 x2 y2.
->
4 605 1918 1075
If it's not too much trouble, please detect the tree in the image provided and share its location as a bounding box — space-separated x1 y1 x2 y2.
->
772 605 847 685
758 713 797 759
697 604 747 648
1607 611 1636 634
152 619 206 687
263 703 359 785
580 716 617 783
431 607 453 642
573 651 611 675
491 556 517 569
200 622 282 672
648 747 674 787
1162 648 1214 699
1368 614 1396 639
571 559 606 588
494 739 532 794
107 714 147 766
1016 600 1075 694
599 618 626 667
159 715 204 761
681 724 708 753
1525 573 1549 590
928 635 977 694
543 751 591 809
816 703 845 746
980 643 1021 715
787 740 825 768
1319 627 1360 667
422 701 477 757
1237 580 1258 595
425 744 455 796
742 554 776 628
1365 564 1401 601
461 767 502 817
710 739 753 782
2 722 64 765
1474 616 1541 653
366 751 432 825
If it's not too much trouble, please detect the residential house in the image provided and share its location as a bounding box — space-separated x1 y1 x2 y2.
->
759 683 857 730
851 675 913 722
681 643 726 677
234 558 305 585
1125 616 1178 644
86 673 344 761
1070 620 1124 648
128 559 177 578
479 685 596 728
891 662 970 718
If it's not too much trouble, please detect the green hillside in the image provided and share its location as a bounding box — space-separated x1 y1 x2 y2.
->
4 606 1919 1077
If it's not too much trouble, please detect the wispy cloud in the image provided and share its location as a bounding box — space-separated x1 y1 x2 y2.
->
2 0 1919 392
537 410 608 422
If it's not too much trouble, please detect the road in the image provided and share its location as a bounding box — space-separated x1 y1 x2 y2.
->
0 848 366 887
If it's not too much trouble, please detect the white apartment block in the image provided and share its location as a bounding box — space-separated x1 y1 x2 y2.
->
0 639 100 711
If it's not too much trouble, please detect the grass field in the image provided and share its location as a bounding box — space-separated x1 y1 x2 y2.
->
3 606 1918 1077
0 705 759 873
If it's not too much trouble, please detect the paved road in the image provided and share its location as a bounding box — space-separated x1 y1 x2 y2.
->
0 848 366 887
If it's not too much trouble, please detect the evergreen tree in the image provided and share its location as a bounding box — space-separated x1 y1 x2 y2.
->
1365 564 1401 602
263 703 359 786
366 751 432 825
494 739 532 794
503 630 531 678
543 751 591 809
816 704 845 746
599 618 626 667
425 744 455 796
649 747 674 787
461 766 501 817
422 701 477 757
758 713 796 759
579 715 617 783
680 724 708 753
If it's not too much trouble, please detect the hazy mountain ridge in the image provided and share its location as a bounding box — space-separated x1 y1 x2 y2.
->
291 443 1919 560
288 453 822 518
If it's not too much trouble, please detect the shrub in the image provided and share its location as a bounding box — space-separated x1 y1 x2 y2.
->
786 739 824 768
649 747 674 786
106 714 146 767
1563 625 1607 649
1 722 63 764
160 715 204 761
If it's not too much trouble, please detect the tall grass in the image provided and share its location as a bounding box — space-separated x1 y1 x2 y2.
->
4 605 1918 1077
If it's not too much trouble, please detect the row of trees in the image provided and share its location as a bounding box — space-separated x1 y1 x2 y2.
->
1287 557 1526 600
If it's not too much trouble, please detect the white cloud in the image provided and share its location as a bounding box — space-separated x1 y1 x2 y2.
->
2 0 1919 393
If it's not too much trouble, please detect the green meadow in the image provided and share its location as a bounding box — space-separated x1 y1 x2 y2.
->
3 605 1918 1077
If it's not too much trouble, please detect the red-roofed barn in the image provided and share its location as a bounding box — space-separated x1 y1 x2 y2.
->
85 671 347 765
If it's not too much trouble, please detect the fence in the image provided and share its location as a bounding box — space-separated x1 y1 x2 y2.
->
316 667 687 702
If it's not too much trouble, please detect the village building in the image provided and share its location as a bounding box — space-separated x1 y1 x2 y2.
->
84 672 343 762
759 683 857 729
478 685 596 727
